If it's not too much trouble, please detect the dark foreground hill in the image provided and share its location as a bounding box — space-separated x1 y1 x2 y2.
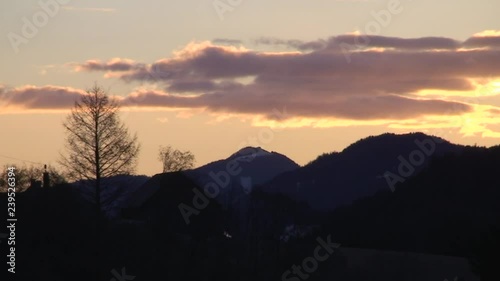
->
2 133 498 280
322 145 500 280
0 172 228 281
0 171 323 281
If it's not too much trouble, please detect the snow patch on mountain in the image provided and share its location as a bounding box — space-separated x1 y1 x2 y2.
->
229 146 273 162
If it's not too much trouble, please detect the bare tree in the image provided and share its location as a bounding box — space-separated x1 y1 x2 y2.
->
59 84 140 214
158 145 195 172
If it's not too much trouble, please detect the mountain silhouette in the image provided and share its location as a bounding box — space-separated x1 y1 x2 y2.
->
321 144 500 280
194 146 299 185
185 146 299 208
3 133 497 281
260 132 463 210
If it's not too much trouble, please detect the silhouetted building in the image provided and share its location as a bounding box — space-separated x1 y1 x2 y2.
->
27 164 50 190
43 164 50 188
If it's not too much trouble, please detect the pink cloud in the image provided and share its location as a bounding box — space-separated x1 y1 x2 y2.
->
12 32 500 120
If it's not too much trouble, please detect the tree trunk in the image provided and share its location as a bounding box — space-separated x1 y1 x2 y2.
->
95 108 102 281
96 175 101 281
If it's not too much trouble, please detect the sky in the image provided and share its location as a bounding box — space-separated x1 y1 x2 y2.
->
1 0 500 176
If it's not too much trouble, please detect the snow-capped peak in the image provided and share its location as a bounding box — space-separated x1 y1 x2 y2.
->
229 146 272 161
